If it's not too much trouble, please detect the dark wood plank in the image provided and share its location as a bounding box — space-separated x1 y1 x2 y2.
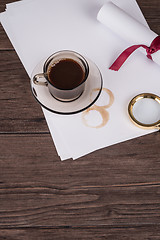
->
0 25 13 50
0 226 160 240
136 0 160 34
0 133 160 227
1 133 160 186
1 180 160 227
0 51 48 133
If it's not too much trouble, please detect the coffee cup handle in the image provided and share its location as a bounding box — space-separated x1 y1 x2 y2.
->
33 73 48 86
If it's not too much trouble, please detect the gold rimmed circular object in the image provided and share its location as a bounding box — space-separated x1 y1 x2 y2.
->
128 93 160 129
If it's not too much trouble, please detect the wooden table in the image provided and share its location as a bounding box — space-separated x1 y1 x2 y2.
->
0 0 160 239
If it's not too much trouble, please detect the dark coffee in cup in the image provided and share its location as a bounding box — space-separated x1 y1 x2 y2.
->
33 50 89 102
48 59 85 90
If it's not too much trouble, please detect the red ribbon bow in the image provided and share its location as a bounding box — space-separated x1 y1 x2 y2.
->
109 36 160 71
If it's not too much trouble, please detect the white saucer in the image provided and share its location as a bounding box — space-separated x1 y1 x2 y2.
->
30 58 103 115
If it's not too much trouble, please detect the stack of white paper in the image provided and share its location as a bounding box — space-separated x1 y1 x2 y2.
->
1 0 159 160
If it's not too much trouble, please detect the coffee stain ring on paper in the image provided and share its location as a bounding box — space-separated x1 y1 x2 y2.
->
91 88 114 108
82 88 114 128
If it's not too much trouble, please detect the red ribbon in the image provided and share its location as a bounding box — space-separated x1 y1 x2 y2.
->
109 36 160 71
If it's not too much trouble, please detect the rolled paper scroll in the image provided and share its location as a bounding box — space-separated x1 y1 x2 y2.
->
97 2 160 70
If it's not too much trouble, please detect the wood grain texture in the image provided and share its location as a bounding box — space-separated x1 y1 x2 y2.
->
0 133 160 184
0 227 160 240
0 0 160 239
137 0 160 34
1 181 160 228
0 51 48 133
0 134 160 228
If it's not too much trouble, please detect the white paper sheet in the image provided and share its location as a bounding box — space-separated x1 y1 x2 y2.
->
1 0 159 160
